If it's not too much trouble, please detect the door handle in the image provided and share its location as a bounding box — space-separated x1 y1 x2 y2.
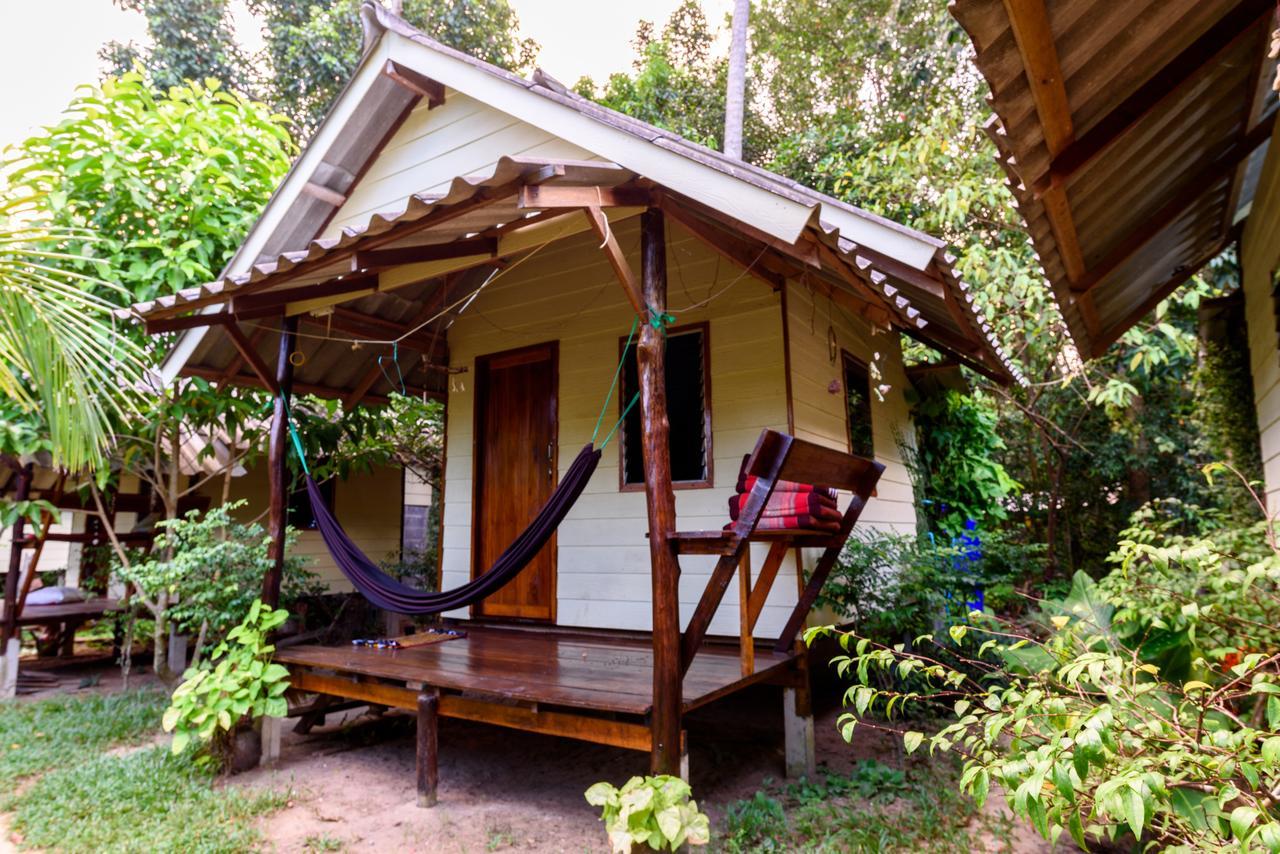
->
547 441 554 481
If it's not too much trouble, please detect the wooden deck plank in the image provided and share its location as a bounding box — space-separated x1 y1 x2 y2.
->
276 625 797 716
0 598 119 627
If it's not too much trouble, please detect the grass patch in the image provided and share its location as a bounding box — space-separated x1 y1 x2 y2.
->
10 746 288 853
0 689 166 790
719 757 1014 853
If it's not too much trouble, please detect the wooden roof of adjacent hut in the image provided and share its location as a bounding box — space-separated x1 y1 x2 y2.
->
951 0 1279 358
128 1 1020 398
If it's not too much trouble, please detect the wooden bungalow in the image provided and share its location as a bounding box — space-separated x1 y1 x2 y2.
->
124 3 1011 802
950 1 1280 504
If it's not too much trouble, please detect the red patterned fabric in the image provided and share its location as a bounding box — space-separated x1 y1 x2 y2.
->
726 455 843 533
728 491 839 521
735 455 835 498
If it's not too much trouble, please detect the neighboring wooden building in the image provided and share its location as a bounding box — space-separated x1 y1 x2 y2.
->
126 3 1010 793
951 1 1280 505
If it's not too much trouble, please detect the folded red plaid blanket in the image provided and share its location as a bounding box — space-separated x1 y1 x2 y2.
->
735 455 835 498
726 513 842 532
728 490 839 521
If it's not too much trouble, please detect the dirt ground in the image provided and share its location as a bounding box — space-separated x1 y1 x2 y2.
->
235 683 1060 854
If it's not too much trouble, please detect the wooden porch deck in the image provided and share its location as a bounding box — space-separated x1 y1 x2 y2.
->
274 624 802 764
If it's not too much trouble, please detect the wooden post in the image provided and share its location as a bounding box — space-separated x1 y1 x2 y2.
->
738 548 754 677
417 690 440 807
263 316 297 607
2 463 33 645
638 209 683 775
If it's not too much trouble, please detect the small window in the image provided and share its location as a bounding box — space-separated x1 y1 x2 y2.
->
843 352 874 459
288 478 335 531
620 325 711 487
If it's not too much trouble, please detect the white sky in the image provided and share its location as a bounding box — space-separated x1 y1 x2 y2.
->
0 0 731 150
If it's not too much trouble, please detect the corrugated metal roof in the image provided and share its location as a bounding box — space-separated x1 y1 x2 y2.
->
134 1 1021 391
952 0 1279 357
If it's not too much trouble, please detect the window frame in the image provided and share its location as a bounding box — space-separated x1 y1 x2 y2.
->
841 349 875 459
617 321 714 492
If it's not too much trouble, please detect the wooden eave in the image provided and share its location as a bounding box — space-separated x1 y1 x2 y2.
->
953 0 1280 358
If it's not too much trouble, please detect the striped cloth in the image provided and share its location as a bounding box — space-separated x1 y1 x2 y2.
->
726 455 842 532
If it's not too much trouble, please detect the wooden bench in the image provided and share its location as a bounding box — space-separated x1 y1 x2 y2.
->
671 429 884 675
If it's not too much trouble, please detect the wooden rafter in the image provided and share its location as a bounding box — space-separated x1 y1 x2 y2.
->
223 322 280 395
231 274 379 315
218 326 269 388
383 60 445 108
352 237 497 272
182 366 438 404
518 184 650 209
660 204 788 290
301 181 347 207
584 206 645 315
1001 0 1088 299
1042 0 1275 191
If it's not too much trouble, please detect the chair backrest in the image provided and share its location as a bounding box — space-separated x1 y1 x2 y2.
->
743 429 882 497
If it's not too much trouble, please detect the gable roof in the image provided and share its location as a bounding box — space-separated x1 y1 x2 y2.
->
951 0 1278 358
135 1 1018 388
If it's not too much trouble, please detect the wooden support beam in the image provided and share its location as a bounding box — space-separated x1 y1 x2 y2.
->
301 181 347 207
1072 110 1276 297
586 206 645 315
661 204 787 290
518 184 651 209
2 464 33 645
231 275 378 315
287 669 652 751
352 238 496 272
183 366 431 405
145 312 230 335
219 326 269 388
222 322 279 395
417 691 439 807
638 209 683 776
747 540 789 628
1002 0 1073 157
262 316 297 608
384 60 445 107
1042 0 1275 191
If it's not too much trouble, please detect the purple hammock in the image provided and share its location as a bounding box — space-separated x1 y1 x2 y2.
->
305 444 601 615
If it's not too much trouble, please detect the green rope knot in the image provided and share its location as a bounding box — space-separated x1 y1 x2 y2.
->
646 304 676 332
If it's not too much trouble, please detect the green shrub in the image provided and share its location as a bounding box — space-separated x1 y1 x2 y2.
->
585 774 710 852
163 600 291 766
821 473 1280 850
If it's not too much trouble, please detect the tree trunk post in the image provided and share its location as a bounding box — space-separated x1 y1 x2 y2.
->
3 463 33 646
417 690 440 807
638 209 683 775
263 316 297 607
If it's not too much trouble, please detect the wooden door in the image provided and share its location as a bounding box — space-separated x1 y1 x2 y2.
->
472 342 558 621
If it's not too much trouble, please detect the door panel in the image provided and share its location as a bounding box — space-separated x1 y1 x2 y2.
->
472 342 557 621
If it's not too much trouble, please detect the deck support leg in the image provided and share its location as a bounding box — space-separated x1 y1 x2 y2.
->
417 691 439 807
263 316 296 608
783 687 815 779
0 637 17 699
259 715 283 767
637 208 683 776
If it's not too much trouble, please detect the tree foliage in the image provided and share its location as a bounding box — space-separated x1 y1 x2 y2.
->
101 0 251 94
6 71 294 305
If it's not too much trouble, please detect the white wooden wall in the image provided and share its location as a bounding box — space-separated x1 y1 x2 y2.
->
323 93 602 238
1243 123 1280 513
439 217 917 636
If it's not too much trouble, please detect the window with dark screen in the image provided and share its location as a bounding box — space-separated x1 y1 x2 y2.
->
619 325 711 487
843 352 874 459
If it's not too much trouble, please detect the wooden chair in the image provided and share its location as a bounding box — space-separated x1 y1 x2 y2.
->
671 429 884 674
